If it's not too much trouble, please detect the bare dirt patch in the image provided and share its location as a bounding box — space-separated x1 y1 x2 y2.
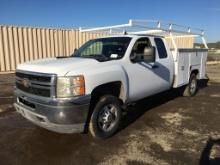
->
0 65 220 164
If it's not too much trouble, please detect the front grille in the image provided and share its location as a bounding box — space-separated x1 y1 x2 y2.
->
16 71 56 97
16 72 51 83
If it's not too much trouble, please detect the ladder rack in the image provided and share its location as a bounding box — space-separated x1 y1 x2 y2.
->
79 19 208 49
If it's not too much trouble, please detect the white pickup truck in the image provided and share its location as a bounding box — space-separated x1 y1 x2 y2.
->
14 20 208 138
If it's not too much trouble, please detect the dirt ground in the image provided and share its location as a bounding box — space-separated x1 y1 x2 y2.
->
0 64 220 165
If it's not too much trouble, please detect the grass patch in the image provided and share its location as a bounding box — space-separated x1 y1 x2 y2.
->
208 53 220 61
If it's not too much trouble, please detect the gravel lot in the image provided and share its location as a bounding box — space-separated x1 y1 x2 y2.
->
0 64 220 165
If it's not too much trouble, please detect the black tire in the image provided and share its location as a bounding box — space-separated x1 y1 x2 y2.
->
183 73 198 97
89 95 122 139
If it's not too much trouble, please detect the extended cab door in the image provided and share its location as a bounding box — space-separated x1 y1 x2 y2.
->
125 37 173 102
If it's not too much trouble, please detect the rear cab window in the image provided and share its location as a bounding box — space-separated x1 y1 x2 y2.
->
154 38 167 59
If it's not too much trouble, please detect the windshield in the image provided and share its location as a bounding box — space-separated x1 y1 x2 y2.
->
73 37 131 62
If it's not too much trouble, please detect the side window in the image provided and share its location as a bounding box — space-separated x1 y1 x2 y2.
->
131 38 153 63
154 38 167 59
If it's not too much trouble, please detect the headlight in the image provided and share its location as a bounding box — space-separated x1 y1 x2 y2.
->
56 75 85 98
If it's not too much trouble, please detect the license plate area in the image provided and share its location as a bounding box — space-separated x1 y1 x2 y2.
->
18 97 36 109
15 103 47 124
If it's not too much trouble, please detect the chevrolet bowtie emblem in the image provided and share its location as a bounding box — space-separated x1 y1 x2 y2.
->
22 78 31 88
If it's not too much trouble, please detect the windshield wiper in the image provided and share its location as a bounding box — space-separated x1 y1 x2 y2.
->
56 56 74 59
80 54 109 62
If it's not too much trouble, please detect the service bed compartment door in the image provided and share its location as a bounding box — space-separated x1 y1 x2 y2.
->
173 49 208 88
176 52 190 86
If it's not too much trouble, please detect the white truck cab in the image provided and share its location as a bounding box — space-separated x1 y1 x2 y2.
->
14 20 208 138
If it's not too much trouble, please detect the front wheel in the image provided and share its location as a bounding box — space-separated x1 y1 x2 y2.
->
183 73 198 97
89 95 122 139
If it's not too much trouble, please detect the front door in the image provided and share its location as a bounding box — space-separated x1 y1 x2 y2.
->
125 37 172 102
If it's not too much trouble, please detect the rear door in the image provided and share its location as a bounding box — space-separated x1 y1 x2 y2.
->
153 38 173 89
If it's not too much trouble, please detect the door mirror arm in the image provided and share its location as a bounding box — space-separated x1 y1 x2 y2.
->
130 52 144 63
130 53 137 63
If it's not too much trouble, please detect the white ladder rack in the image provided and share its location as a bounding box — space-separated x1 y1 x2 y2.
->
79 19 208 50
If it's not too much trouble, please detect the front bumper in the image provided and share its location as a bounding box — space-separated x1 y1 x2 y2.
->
14 89 91 133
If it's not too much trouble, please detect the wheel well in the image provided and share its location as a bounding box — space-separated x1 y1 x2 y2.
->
90 81 122 105
191 69 199 77
84 81 123 133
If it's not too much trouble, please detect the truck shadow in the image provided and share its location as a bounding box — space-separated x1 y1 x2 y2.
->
200 137 220 165
138 61 170 82
119 78 209 132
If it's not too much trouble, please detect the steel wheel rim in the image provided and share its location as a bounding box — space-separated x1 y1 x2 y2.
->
190 79 197 94
97 104 118 132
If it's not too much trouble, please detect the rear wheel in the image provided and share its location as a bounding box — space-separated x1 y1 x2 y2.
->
183 73 198 97
89 95 122 139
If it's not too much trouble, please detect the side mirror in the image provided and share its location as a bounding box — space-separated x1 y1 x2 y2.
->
130 46 155 63
143 47 155 62
144 47 155 56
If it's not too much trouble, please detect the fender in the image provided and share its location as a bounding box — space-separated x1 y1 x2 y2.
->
67 63 129 103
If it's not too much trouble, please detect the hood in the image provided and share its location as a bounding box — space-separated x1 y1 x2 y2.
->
17 57 99 76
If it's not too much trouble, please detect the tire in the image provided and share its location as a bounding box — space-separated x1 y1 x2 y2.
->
183 73 198 97
89 95 122 139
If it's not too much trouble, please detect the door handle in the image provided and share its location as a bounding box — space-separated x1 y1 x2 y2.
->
152 65 159 69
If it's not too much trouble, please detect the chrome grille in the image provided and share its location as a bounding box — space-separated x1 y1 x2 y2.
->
15 71 56 97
